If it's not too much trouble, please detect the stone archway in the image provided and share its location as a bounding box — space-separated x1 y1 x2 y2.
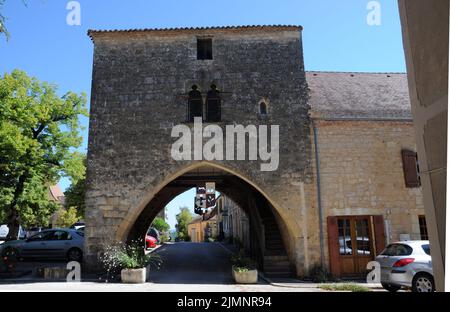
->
85 161 314 276
124 162 294 276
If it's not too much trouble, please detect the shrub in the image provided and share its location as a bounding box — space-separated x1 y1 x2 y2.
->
230 252 256 272
99 240 162 281
318 283 372 292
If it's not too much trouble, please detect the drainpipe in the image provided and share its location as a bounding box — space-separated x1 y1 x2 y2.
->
313 119 325 267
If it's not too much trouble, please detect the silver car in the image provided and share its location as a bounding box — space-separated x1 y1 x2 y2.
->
0 228 84 262
376 240 434 292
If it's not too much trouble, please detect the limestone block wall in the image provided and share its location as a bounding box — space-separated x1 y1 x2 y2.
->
85 27 314 272
310 120 425 266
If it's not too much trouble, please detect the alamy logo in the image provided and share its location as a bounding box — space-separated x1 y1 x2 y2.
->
66 1 81 26
367 1 381 26
171 117 280 171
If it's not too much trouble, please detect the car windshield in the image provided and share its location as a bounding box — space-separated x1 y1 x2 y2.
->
422 244 430 255
381 243 413 256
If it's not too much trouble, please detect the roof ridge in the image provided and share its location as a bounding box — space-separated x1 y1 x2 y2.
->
87 25 302 39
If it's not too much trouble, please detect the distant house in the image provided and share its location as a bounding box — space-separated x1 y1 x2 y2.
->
48 185 66 228
187 207 218 242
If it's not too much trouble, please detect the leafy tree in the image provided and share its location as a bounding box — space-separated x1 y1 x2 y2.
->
64 157 86 218
175 207 193 242
55 207 79 228
0 0 27 40
0 70 87 240
152 216 170 233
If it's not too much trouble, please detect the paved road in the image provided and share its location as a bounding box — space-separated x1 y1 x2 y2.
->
149 242 237 284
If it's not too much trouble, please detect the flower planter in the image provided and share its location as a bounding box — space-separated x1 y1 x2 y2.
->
232 266 258 284
121 267 146 283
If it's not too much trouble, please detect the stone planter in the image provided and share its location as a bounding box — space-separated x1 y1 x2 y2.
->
232 266 258 284
121 267 146 283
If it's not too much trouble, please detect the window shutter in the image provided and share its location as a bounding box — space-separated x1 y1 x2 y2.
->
401 149 421 187
327 216 341 277
373 215 386 255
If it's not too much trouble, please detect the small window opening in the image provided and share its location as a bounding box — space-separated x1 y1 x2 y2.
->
206 84 221 122
197 38 213 60
188 85 203 122
259 102 268 115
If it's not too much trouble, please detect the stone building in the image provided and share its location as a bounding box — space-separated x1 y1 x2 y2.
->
216 195 251 253
187 209 218 243
85 25 425 278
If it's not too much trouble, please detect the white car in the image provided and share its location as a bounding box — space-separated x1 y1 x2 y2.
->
376 241 434 292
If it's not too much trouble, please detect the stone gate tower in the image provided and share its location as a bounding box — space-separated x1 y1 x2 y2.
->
86 25 319 275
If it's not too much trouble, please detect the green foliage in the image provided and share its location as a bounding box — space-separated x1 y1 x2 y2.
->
0 70 87 237
318 283 372 292
175 207 192 241
230 251 256 271
100 240 163 273
64 157 86 218
55 207 79 228
152 217 170 233
0 1 27 40
160 232 170 243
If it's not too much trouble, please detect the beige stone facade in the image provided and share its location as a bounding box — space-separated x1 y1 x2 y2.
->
85 26 426 278
310 120 424 266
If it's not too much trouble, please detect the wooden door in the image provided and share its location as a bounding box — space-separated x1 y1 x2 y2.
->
328 216 384 277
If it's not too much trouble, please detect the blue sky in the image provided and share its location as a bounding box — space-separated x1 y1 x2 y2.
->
0 0 406 229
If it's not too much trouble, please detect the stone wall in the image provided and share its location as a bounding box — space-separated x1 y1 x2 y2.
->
310 120 425 265
85 27 314 273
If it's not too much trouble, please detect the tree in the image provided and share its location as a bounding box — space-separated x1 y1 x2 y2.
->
64 157 86 218
55 207 79 228
0 0 27 40
175 207 193 242
152 216 170 233
0 70 87 240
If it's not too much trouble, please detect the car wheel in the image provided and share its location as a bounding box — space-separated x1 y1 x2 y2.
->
412 273 435 292
381 283 401 292
67 248 83 262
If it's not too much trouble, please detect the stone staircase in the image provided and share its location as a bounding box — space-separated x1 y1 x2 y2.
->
256 196 292 278
262 218 292 277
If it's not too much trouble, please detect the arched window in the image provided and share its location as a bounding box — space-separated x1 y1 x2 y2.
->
206 84 221 122
259 102 268 115
188 85 203 122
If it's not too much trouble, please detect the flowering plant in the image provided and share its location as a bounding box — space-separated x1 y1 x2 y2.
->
99 240 162 281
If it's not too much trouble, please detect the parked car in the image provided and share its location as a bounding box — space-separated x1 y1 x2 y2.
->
339 236 371 255
375 240 434 292
0 228 84 262
70 222 85 230
25 227 45 239
145 235 157 249
147 227 160 243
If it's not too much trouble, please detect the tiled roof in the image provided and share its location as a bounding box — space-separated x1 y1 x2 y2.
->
87 25 302 39
306 71 412 120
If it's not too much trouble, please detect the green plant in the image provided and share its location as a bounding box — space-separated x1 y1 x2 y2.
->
99 240 163 281
230 252 256 271
318 283 372 292
55 207 79 228
152 217 170 233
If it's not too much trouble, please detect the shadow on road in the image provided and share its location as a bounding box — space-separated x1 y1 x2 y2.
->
148 242 260 285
